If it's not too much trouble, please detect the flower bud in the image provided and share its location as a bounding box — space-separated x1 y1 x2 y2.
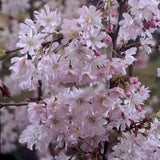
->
111 11 116 17
125 91 132 98
131 120 135 125
137 105 142 112
94 50 101 56
155 17 160 23
107 22 112 31
148 20 156 28
129 77 138 84
104 35 112 43
103 16 107 20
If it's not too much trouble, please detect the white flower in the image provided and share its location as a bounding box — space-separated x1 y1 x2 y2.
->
19 124 52 151
139 37 155 54
77 5 102 27
34 5 61 33
124 47 137 66
16 29 42 56
81 27 106 50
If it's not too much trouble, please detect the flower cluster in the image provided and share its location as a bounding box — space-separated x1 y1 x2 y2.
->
1 0 160 159
19 80 151 153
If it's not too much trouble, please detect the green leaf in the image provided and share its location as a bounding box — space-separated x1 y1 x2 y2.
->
0 49 6 57
158 3 160 10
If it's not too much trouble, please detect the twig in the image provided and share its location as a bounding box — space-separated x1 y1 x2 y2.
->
0 34 63 61
0 103 28 109
0 48 23 61
112 0 127 53
102 141 108 160
128 65 133 77
48 143 55 157
29 0 34 20
37 80 42 101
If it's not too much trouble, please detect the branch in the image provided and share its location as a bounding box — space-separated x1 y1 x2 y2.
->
112 0 127 53
29 0 34 20
37 80 42 101
0 48 23 61
48 143 55 157
0 34 63 61
102 141 108 160
0 103 28 109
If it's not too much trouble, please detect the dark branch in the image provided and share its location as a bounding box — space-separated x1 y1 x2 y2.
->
0 48 23 61
29 0 34 20
112 0 127 53
0 34 63 61
0 103 28 109
37 80 42 101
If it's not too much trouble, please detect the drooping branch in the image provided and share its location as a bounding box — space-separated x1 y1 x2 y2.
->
0 34 63 61
0 48 23 61
0 103 28 109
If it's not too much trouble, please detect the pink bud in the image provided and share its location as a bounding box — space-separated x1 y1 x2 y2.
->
107 22 112 31
111 11 116 17
99 6 103 10
131 120 135 125
155 17 160 23
148 20 156 28
6 91 12 97
103 16 107 20
94 50 101 56
125 91 132 98
104 35 112 43
129 77 138 84
108 87 124 98
137 105 142 112
142 27 146 32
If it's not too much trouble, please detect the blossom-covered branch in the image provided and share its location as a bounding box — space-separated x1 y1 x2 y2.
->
0 0 160 159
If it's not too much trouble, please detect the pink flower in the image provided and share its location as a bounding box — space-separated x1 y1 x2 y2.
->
61 18 81 44
34 5 61 33
10 56 39 91
19 124 52 151
125 91 132 98
81 27 106 50
94 50 101 56
27 102 47 123
16 29 42 56
104 35 112 43
129 77 138 84
124 47 137 66
77 5 102 27
108 87 124 98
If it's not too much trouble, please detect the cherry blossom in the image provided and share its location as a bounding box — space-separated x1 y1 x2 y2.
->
1 1 160 160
